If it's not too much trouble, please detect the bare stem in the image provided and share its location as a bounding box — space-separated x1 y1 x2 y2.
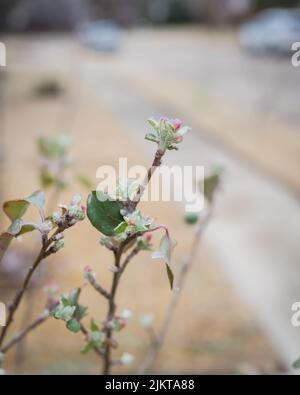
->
138 207 212 374
88 276 111 300
119 245 140 275
131 148 165 209
102 245 123 375
1 310 50 354
101 147 167 374
0 227 66 352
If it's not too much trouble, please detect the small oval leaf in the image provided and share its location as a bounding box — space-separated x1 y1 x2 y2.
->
166 263 174 290
66 319 81 333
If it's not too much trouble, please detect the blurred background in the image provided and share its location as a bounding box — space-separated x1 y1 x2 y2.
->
0 0 300 374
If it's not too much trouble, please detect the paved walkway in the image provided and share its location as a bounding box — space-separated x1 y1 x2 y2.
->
82 48 300 369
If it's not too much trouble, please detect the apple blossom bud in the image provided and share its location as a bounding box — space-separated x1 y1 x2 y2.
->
84 265 96 281
172 118 182 130
44 281 59 295
84 265 93 273
40 220 54 234
68 205 78 217
121 309 133 320
53 239 64 252
71 195 82 206
68 205 85 221
175 135 183 143
139 314 154 328
51 211 61 224
143 233 152 242
120 352 134 365
53 233 64 241
109 265 119 273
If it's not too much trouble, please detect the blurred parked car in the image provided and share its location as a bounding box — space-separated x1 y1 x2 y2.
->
77 20 121 52
239 8 300 55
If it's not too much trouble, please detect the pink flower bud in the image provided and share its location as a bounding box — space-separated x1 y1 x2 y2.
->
175 135 183 143
172 119 182 130
84 265 93 273
44 281 59 294
144 233 152 242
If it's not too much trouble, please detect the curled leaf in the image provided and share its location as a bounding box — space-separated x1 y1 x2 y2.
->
152 233 177 265
152 232 176 290
165 263 174 290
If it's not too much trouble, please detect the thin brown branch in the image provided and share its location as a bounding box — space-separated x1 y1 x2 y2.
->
102 236 142 374
88 276 111 300
119 245 140 275
138 207 212 374
131 148 165 209
0 227 67 351
101 147 166 375
1 310 49 354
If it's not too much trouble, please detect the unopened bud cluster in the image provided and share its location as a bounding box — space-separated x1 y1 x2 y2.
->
145 117 191 151
51 195 85 229
39 196 85 256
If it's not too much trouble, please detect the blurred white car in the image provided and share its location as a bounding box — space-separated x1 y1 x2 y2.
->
239 8 300 55
77 20 121 52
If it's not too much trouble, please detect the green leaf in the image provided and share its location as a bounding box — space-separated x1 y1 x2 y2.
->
68 288 80 305
145 134 158 143
159 234 176 264
74 305 88 321
165 263 174 290
87 191 124 236
37 135 69 159
114 221 128 234
54 305 75 321
90 318 99 332
147 118 159 132
3 191 45 222
66 319 81 333
202 167 223 203
25 191 45 210
81 340 96 354
184 213 199 225
61 296 71 307
40 168 55 188
7 219 36 237
18 222 37 235
3 199 29 221
293 358 300 369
